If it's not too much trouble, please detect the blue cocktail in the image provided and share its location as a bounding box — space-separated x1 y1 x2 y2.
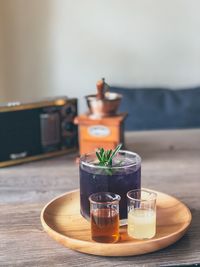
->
79 150 141 220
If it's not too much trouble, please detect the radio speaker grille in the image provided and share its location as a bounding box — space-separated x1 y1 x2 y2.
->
40 113 60 147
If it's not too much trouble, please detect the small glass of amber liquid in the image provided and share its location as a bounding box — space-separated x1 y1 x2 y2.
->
89 192 121 243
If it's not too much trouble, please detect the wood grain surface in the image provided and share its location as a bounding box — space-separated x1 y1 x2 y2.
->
0 129 200 266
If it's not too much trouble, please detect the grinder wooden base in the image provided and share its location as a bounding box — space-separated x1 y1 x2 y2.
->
74 113 127 155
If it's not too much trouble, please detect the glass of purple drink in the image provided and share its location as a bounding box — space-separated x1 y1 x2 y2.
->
79 150 141 222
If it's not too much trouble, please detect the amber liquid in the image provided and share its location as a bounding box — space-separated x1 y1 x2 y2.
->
91 208 119 243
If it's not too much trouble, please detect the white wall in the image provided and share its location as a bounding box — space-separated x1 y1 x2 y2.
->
0 3 6 102
0 0 54 102
1 0 200 112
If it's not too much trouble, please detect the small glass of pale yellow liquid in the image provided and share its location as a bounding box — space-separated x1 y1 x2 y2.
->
127 189 157 239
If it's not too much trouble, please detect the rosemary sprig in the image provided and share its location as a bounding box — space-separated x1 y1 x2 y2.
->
96 143 122 168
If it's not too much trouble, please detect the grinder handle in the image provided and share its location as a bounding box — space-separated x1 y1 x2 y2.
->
96 79 105 100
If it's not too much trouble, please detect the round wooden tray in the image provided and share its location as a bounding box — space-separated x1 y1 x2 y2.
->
40 189 192 256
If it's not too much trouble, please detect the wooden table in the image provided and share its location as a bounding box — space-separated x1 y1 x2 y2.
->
1 129 200 266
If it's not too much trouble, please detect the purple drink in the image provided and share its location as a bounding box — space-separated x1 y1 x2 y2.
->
79 151 141 220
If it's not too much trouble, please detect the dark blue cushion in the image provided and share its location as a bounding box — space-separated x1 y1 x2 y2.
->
111 87 200 131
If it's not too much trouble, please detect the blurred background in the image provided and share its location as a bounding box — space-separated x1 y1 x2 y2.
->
1 0 200 114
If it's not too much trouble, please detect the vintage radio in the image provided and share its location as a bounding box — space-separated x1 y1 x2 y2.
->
0 97 78 167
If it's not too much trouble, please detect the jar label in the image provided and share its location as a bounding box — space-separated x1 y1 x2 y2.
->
88 125 110 137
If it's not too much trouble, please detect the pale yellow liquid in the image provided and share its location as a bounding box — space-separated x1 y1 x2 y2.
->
128 209 156 239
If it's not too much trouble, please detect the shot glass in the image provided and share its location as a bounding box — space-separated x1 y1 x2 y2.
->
89 192 121 243
127 189 157 239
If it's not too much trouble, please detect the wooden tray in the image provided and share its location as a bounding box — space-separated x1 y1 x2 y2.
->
40 189 192 256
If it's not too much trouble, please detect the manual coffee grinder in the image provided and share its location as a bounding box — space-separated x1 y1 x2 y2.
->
74 78 127 155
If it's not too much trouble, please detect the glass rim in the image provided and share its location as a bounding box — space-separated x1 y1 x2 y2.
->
80 150 141 170
89 192 121 204
127 189 157 202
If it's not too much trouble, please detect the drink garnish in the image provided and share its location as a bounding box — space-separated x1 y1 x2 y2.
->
96 144 122 168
